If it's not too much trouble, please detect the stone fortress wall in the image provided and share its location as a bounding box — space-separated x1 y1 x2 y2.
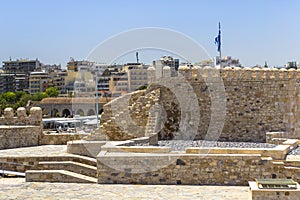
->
100 67 300 142
0 107 42 149
0 106 88 149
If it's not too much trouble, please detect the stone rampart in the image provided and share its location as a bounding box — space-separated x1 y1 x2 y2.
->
99 67 300 142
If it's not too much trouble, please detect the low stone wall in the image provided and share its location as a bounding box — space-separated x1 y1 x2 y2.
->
96 139 300 186
0 126 41 149
0 154 96 172
97 153 300 185
41 133 90 145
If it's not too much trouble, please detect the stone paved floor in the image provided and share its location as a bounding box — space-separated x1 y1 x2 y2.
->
0 145 68 157
0 178 250 200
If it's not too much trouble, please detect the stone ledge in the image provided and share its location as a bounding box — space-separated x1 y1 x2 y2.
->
101 146 171 153
67 140 106 158
185 145 290 160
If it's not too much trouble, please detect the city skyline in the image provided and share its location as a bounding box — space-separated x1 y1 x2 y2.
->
0 0 300 67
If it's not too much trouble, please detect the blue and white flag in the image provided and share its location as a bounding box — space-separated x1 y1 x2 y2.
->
215 22 221 52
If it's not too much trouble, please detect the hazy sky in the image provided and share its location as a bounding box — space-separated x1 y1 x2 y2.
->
0 0 299 67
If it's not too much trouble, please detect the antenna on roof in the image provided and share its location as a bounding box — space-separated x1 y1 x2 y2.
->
136 52 139 64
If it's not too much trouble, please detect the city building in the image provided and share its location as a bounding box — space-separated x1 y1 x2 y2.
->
65 59 95 95
29 71 51 94
124 63 148 92
3 58 42 74
286 61 298 69
109 71 128 97
153 56 179 77
49 71 67 94
1 58 42 93
216 56 242 68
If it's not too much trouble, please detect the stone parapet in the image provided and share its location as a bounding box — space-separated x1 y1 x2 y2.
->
0 107 42 126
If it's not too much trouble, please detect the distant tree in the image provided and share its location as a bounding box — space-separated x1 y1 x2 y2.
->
2 92 17 104
45 87 59 97
32 92 49 101
0 97 9 112
19 94 32 107
15 91 26 100
0 91 33 113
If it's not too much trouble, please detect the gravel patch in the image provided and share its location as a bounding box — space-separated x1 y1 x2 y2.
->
158 140 276 151
288 146 300 155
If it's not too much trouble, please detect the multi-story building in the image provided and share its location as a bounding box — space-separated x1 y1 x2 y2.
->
216 56 242 68
286 61 297 69
3 58 42 74
66 59 94 72
41 64 62 73
65 59 95 94
153 56 179 77
29 71 51 94
49 71 67 94
1 59 42 93
109 71 128 96
0 73 16 93
96 66 119 97
108 63 149 95
124 63 148 92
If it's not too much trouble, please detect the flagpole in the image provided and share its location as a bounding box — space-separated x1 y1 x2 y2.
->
219 22 222 68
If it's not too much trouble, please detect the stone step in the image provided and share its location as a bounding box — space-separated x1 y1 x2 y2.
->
64 155 97 167
37 161 97 177
284 160 300 168
26 170 97 183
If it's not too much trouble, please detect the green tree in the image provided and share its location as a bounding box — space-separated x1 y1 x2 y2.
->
15 91 27 101
19 94 32 107
0 97 9 112
32 92 49 101
45 87 59 97
2 92 17 104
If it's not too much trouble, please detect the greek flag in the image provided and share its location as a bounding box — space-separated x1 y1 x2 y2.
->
215 23 221 52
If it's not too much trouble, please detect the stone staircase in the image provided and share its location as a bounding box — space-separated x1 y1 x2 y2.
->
25 155 98 183
26 170 97 183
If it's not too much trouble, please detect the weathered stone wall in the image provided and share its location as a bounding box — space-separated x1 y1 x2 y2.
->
97 153 300 185
40 133 90 145
0 107 42 126
100 89 160 141
99 67 300 142
0 107 42 149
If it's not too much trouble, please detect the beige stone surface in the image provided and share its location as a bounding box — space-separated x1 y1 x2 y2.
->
0 178 249 200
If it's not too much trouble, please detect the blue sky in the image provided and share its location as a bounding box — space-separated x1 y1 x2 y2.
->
0 0 299 67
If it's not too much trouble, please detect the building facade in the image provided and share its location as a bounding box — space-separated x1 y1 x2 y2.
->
1 59 42 93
